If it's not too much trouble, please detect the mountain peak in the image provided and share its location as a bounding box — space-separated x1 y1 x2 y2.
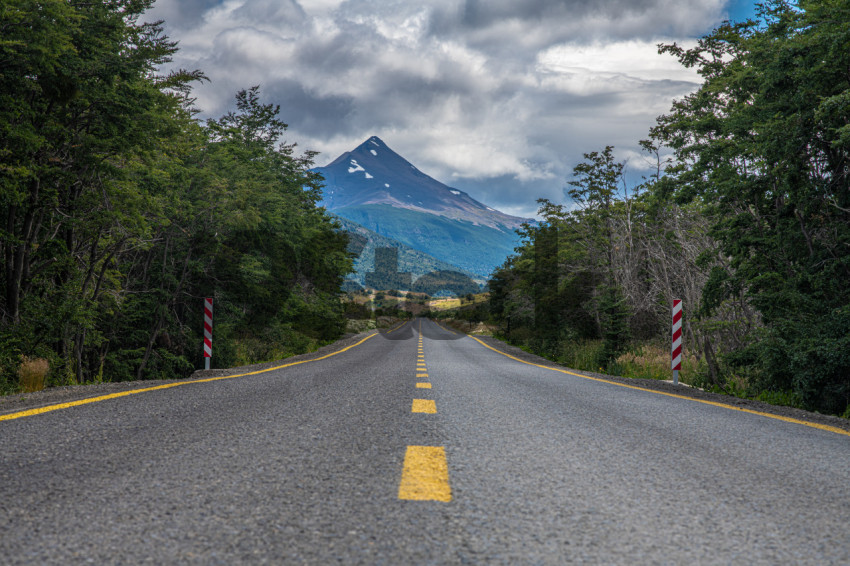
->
316 137 529 231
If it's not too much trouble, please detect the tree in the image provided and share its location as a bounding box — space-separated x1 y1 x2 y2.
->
652 0 850 412
0 0 201 382
0 4 352 389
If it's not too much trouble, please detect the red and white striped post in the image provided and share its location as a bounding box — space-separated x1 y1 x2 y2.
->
203 297 213 370
671 299 682 385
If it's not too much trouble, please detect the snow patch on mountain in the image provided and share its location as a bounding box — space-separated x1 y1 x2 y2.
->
316 136 532 232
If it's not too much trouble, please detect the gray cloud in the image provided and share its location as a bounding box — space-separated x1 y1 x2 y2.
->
145 0 729 217
148 0 224 30
264 80 356 137
231 0 306 24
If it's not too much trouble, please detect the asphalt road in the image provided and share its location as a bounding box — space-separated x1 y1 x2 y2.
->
1 318 849 564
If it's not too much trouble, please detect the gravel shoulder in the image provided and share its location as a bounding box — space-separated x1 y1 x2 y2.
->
0 330 378 417
472 334 850 434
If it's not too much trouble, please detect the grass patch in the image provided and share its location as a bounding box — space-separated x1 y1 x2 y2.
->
556 339 605 373
18 357 49 393
755 389 804 409
614 343 702 385
345 319 377 333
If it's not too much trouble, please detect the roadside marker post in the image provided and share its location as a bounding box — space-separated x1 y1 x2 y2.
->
203 297 213 370
672 299 682 385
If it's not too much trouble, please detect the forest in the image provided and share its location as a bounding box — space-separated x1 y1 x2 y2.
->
0 0 352 391
489 1 850 415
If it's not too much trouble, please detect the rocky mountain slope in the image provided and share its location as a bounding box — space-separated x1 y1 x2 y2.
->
315 137 530 277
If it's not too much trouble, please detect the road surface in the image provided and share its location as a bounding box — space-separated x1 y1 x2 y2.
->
1 318 849 564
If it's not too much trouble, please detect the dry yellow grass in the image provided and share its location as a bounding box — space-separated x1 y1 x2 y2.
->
18 357 49 392
429 298 462 310
616 344 701 383
429 293 489 311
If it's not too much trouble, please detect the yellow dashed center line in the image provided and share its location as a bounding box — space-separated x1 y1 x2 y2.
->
398 446 451 502
398 321 452 503
412 399 436 413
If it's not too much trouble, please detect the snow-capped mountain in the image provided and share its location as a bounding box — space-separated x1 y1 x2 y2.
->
315 137 530 278
317 136 529 232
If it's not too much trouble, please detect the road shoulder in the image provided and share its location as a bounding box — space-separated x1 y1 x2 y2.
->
472 334 850 434
0 331 378 417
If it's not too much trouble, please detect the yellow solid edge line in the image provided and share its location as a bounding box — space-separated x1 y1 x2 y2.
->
412 399 437 413
385 320 410 334
398 445 452 502
433 320 456 334
0 332 380 423
468 335 850 438
416 382 432 389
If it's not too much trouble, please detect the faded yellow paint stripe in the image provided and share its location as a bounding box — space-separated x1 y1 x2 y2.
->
398 446 452 502
385 320 410 334
436 322 457 335
412 399 436 413
416 382 432 389
469 336 850 438
0 333 379 423
416 373 429 378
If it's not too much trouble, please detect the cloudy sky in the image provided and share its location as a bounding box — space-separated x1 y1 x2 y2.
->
146 0 758 218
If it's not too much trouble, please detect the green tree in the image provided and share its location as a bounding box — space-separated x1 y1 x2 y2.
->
652 0 850 412
0 0 201 382
0 4 352 390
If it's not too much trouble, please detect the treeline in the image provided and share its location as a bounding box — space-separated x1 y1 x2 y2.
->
1 1 351 391
490 1 850 415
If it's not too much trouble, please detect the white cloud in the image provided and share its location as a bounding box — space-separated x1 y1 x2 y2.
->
145 0 736 217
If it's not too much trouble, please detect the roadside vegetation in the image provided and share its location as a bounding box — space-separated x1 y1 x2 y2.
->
0 1 352 392
488 1 850 417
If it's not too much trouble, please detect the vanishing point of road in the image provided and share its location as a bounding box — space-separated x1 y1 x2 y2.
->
1 318 848 564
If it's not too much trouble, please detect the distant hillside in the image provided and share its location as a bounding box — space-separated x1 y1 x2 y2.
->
332 215 482 289
334 205 520 278
315 137 530 278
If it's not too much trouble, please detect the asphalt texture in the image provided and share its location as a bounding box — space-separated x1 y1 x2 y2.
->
1 318 849 564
